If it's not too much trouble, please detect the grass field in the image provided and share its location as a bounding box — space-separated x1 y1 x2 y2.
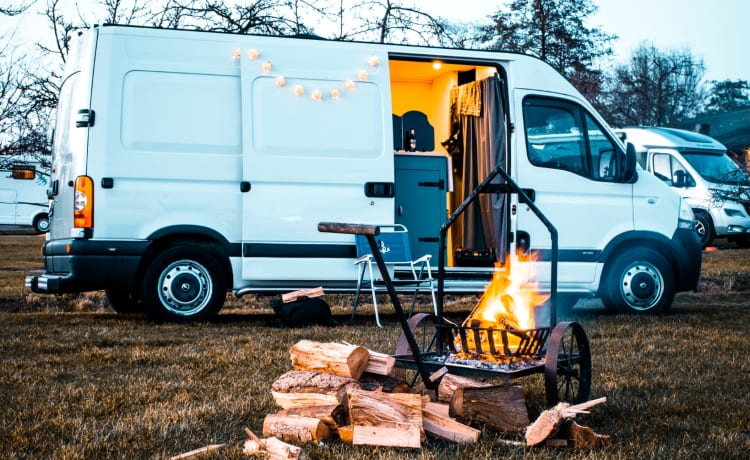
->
1 233 749 459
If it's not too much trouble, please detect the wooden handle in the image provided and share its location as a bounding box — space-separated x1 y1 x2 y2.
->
317 222 380 236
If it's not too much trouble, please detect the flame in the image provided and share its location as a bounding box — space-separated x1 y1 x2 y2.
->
457 252 549 355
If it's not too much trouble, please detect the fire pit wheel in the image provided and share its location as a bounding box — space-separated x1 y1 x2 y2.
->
394 313 439 386
544 321 591 405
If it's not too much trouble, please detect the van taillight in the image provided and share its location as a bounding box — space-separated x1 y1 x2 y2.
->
74 175 93 228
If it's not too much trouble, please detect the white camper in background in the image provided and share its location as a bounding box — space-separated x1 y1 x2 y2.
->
619 127 750 247
26 25 701 321
0 160 50 233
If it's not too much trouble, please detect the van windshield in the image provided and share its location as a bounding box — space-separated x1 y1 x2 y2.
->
681 150 748 185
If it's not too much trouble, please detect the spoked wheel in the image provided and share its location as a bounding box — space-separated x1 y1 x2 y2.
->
394 313 439 388
544 321 591 405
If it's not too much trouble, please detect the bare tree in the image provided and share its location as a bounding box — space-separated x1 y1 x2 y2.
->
481 0 614 100
704 79 750 115
600 43 706 127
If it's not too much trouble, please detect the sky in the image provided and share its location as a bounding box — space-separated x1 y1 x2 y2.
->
427 0 749 83
2 0 747 83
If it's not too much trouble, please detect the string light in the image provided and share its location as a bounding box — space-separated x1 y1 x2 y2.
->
233 48 241 59
248 49 260 60
275 75 286 87
358 70 368 81
345 80 356 91
262 61 272 73
294 85 305 96
311 89 323 101
368 56 380 68
330 88 341 100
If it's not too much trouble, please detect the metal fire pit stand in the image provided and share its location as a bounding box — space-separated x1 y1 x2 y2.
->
318 164 592 404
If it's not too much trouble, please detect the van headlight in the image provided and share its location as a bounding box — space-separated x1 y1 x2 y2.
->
678 198 695 230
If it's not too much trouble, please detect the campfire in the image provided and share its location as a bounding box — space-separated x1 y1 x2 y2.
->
451 254 550 362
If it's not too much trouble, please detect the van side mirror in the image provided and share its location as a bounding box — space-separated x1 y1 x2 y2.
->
620 143 637 182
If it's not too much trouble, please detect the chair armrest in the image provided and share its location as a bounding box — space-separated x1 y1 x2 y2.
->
354 254 373 265
412 254 432 264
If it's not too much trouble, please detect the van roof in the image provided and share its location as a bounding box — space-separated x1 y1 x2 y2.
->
619 126 726 151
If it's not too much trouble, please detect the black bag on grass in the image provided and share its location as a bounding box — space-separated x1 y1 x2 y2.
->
270 296 334 328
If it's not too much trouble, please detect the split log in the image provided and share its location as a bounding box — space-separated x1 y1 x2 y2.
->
347 388 424 448
271 370 360 409
358 372 409 393
243 428 307 460
243 436 307 460
337 425 354 443
352 425 422 449
525 397 607 446
363 349 396 376
290 340 370 379
275 404 348 430
282 287 324 303
449 384 529 433
422 402 480 443
437 373 492 403
548 420 611 448
262 413 331 444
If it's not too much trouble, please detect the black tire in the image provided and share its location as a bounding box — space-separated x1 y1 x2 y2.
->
600 247 675 314
141 245 227 322
105 289 143 314
33 213 49 233
693 210 714 247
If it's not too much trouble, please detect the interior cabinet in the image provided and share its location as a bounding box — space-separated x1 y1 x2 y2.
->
394 153 448 262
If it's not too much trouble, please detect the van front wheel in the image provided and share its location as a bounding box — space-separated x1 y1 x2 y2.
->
601 248 675 314
693 211 714 247
141 245 227 322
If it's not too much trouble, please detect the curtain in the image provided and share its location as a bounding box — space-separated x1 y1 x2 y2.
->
449 75 508 264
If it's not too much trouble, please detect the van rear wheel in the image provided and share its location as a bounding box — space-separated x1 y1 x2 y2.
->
600 247 675 314
141 245 227 322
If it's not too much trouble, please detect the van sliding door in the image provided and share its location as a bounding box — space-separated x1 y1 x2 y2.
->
238 39 393 284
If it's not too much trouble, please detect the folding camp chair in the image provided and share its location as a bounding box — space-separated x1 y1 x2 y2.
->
352 224 437 327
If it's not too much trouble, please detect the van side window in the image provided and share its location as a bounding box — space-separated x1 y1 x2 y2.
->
652 153 694 187
523 97 624 181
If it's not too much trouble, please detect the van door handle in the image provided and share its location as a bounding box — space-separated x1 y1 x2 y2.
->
240 181 251 193
364 182 394 198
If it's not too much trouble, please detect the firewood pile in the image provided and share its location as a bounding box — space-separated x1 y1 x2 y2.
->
233 339 609 458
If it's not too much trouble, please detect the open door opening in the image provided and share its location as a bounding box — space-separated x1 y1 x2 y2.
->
389 58 510 271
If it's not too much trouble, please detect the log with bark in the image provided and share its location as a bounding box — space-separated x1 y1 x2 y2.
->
449 384 529 433
274 404 348 431
262 413 331 444
290 340 370 379
271 370 360 409
436 373 492 403
357 372 409 393
524 397 607 446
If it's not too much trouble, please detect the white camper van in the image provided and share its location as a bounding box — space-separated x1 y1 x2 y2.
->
619 127 750 247
26 25 701 320
0 160 50 233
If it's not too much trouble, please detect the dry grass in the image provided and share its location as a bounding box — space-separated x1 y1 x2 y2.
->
1 233 749 459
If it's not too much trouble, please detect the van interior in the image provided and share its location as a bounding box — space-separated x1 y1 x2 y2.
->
388 58 508 270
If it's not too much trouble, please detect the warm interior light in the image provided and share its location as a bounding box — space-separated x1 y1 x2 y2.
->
432 61 442 70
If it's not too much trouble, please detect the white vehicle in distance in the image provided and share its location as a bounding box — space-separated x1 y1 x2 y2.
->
619 127 750 247
0 159 50 233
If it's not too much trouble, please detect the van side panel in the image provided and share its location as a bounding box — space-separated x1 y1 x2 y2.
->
86 30 243 242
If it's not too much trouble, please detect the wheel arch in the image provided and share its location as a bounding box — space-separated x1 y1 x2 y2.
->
135 225 237 293
597 231 677 296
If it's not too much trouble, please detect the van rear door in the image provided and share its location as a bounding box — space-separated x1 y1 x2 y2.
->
239 40 393 283
47 29 98 241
